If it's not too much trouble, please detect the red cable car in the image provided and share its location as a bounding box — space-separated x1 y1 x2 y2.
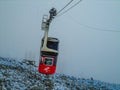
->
38 37 59 74
38 8 58 74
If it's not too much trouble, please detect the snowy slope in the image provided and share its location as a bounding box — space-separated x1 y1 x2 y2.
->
0 57 120 90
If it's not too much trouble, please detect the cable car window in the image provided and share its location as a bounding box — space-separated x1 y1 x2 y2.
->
44 58 53 65
47 41 58 50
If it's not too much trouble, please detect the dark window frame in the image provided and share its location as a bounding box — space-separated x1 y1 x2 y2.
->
43 57 54 66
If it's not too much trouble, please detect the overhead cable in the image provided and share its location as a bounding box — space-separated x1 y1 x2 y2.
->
69 15 120 32
57 0 74 15
57 0 82 17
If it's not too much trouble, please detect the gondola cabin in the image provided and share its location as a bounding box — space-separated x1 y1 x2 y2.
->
38 37 59 74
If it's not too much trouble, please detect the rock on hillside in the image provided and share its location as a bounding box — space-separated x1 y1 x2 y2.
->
0 57 120 90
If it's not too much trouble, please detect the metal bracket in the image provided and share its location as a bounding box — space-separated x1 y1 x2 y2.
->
41 15 49 30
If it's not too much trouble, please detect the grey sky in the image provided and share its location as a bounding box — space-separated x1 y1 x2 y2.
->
0 0 120 84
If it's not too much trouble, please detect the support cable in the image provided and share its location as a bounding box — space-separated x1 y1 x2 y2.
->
57 0 82 17
69 15 120 32
57 0 74 15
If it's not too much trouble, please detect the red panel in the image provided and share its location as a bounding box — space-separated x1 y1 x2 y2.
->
38 64 56 74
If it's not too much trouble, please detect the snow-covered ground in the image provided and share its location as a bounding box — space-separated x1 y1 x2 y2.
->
0 57 120 90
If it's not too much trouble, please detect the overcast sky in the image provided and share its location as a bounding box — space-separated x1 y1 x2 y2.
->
0 0 120 84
